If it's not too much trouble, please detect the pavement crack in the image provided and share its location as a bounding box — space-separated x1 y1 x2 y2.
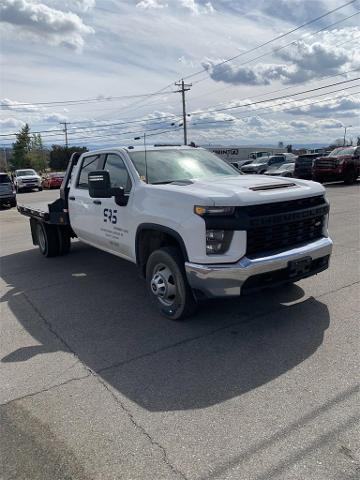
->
0 374 91 407
20 292 188 479
21 291 94 378
94 377 189 480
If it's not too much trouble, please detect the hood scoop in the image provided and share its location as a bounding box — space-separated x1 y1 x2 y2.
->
249 182 296 191
170 180 193 186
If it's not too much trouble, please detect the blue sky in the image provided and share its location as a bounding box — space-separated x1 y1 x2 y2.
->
1 0 359 147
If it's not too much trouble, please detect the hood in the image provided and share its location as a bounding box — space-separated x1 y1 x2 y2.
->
153 175 325 206
18 175 40 179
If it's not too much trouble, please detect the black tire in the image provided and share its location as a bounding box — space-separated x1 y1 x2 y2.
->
58 228 71 255
9 199 17 208
38 186 43 191
344 168 357 185
146 246 197 320
36 222 60 257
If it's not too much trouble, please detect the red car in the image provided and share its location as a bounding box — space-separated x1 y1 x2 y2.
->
312 146 360 184
42 172 65 189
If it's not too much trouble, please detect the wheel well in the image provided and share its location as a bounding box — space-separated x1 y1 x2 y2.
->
136 226 188 278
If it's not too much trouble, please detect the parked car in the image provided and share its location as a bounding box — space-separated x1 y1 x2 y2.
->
42 172 65 189
18 146 332 320
264 162 295 177
241 154 290 174
312 146 360 184
13 169 42 193
0 172 16 207
294 153 325 180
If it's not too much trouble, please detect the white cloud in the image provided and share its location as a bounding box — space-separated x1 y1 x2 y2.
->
0 118 25 130
0 0 94 50
136 0 214 15
0 98 43 112
202 28 358 86
289 95 360 117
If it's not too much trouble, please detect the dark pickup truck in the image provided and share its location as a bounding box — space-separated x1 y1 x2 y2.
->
294 153 325 180
312 146 360 184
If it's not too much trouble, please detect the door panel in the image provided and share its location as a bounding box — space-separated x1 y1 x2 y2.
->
94 153 133 256
68 154 102 244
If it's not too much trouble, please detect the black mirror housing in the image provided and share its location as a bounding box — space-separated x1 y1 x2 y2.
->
88 171 112 198
88 170 126 204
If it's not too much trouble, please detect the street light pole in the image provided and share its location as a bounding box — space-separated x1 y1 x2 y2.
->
343 125 352 146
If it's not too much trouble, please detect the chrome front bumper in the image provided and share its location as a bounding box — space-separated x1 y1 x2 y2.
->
185 237 333 298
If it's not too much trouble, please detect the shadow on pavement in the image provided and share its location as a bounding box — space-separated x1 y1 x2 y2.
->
1 243 330 411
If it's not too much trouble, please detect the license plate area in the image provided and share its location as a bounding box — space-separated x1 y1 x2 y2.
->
288 257 312 278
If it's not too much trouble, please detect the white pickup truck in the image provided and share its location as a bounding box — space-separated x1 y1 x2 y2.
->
18 146 332 320
14 168 42 193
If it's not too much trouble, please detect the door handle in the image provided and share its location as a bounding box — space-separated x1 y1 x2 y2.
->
69 196 75 200
93 200 102 205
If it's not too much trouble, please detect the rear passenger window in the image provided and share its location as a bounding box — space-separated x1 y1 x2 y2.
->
104 154 132 193
77 155 99 188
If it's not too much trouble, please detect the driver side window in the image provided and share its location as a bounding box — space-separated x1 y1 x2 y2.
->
104 154 132 193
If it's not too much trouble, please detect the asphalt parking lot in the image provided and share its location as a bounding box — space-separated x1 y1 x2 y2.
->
1 183 359 480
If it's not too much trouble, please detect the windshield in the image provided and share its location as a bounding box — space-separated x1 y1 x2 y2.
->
0 174 11 183
337 147 355 155
282 163 294 170
128 149 240 184
16 169 36 176
328 148 344 156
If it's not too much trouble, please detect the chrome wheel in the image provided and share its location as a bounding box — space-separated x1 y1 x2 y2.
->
150 263 177 306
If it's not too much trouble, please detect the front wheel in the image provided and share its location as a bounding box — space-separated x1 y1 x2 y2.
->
146 247 197 320
38 186 43 191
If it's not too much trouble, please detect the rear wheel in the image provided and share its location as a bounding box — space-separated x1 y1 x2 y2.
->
9 199 17 208
146 247 197 320
36 222 60 257
58 228 71 255
38 186 43 191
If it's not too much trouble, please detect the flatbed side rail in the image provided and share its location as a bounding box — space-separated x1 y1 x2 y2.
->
17 204 70 225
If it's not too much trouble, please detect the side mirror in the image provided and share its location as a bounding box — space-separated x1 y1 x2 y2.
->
88 170 127 205
88 171 112 198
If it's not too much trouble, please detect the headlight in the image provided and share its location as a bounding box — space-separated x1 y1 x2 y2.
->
194 206 235 217
206 229 233 255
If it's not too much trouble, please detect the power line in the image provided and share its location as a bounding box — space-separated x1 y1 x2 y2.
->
193 10 360 88
1 79 358 144
0 91 174 109
190 77 360 116
181 0 359 82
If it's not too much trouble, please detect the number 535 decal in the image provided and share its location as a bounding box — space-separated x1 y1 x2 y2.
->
103 208 117 224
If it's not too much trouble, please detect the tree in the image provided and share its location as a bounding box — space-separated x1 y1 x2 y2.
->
12 123 31 169
28 133 48 172
286 144 293 153
357 136 360 146
49 145 88 171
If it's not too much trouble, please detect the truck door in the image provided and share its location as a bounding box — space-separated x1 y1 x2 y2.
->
68 153 103 245
94 153 134 258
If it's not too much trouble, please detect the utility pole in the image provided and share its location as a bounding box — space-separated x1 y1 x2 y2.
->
60 121 69 148
175 79 192 145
